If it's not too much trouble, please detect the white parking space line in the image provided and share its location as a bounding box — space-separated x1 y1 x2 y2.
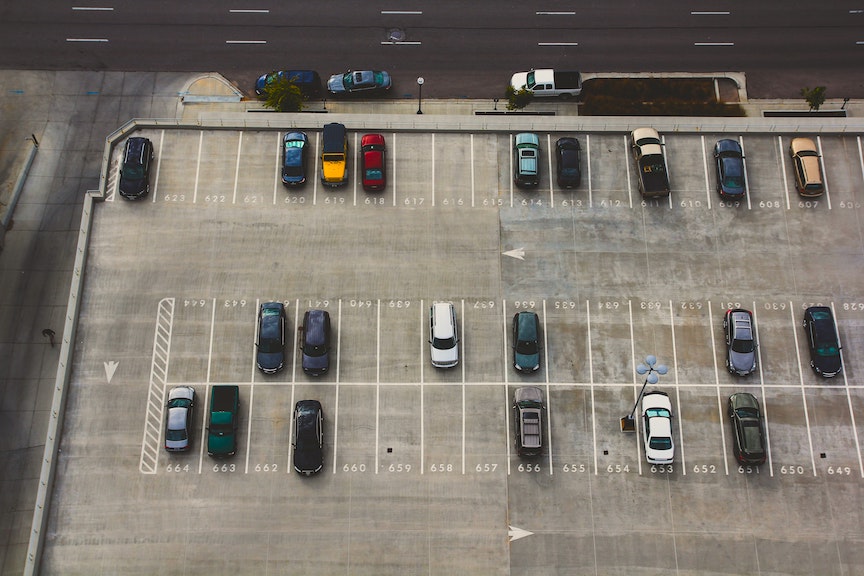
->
777 136 791 210
661 135 673 209
701 135 712 209
543 301 553 475
833 304 864 477
586 301 598 474
151 130 165 203
197 386 210 474
707 302 729 475
503 300 512 474
353 132 359 206
232 133 242 205
509 134 515 208
313 131 321 205
206 298 216 383
431 134 436 206
419 301 425 473
816 135 832 209
751 305 773 476
470 134 475 207
628 301 643 474
271 131 280 205
623 135 633 209
738 136 752 210
669 301 686 475
461 299 466 474
332 300 341 473
392 133 398 207
375 300 381 473
286 382 296 475
586 134 593 207
788 302 818 476
547 134 555 206
291 299 300 383
857 137 864 186
193 131 203 203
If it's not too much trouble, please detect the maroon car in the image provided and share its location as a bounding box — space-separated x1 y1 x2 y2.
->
361 133 386 191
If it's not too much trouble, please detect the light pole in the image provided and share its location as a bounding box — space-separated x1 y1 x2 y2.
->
416 77 424 114
620 355 668 432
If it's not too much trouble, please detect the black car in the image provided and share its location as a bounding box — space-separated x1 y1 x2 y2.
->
727 392 767 465
300 309 331 376
281 131 309 186
256 302 286 374
119 136 154 200
723 309 757 376
293 399 324 475
713 139 746 199
803 306 842 377
513 387 544 457
555 137 582 188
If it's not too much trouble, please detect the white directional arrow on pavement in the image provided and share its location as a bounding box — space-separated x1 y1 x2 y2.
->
508 525 533 542
104 361 119 383
502 248 525 260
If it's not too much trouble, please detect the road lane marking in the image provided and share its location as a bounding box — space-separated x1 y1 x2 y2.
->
694 42 734 46
691 11 731 15
537 11 575 15
72 6 114 11
66 38 108 42
538 42 579 46
226 40 267 44
381 10 422 14
229 9 270 13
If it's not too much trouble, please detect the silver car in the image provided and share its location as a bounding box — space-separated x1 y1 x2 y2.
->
165 386 195 452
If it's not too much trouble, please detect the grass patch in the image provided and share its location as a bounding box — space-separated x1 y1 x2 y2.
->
580 78 745 116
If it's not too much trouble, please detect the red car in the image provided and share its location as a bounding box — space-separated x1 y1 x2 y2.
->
360 133 386 191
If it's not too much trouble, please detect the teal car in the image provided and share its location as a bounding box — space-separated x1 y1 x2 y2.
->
513 133 540 187
512 312 541 372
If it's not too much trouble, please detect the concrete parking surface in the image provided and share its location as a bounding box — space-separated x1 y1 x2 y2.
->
42 121 864 574
1 70 864 575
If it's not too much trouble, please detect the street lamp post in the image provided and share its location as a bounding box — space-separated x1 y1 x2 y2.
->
416 77 424 114
620 355 668 432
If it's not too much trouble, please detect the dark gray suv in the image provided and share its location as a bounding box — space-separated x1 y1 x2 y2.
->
300 309 331 376
119 136 154 200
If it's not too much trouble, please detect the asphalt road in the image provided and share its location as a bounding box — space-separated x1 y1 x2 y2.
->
1 1 862 98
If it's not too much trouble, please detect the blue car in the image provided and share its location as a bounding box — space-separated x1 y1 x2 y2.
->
255 70 322 99
512 312 541 372
713 139 746 199
282 132 309 186
256 302 286 374
327 70 392 96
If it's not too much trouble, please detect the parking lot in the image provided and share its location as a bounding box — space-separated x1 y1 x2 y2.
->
44 125 864 574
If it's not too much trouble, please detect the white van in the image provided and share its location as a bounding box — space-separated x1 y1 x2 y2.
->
429 302 459 368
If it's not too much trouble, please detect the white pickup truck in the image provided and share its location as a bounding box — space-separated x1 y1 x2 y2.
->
510 69 582 99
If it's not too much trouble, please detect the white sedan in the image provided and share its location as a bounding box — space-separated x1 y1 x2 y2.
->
641 391 674 464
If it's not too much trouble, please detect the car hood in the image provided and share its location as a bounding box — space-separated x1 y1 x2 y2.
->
430 346 458 367
514 351 540 371
814 354 842 376
257 351 283 373
729 350 756 375
302 352 329 374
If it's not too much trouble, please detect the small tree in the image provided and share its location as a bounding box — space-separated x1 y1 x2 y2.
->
506 85 534 111
263 76 304 112
801 86 827 112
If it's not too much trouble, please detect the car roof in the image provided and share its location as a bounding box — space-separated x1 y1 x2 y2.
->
432 302 455 338
516 312 538 340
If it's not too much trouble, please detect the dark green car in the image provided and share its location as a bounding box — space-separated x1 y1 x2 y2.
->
512 311 541 372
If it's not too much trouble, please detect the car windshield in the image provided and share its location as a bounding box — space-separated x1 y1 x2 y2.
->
165 428 187 441
167 398 190 409
646 408 670 419
649 436 672 450
735 407 758 418
365 168 383 180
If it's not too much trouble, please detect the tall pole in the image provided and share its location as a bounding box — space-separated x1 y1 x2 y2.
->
416 77 424 114
620 355 667 432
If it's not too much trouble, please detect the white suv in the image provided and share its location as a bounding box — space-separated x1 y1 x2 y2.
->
429 302 459 368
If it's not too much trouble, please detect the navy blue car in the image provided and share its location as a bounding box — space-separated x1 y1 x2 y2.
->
293 400 324 475
255 70 322 99
282 132 309 186
256 302 286 374
713 139 746 199
300 309 332 376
